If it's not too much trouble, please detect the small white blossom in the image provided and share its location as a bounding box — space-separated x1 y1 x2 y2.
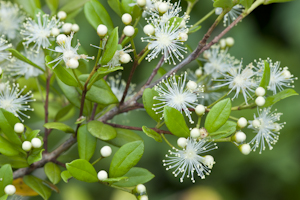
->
153 73 198 123
215 5 244 26
0 82 35 121
101 45 133 68
163 137 217 182
0 36 12 61
248 107 283 154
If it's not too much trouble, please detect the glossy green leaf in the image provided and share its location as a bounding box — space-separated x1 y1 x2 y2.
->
96 66 123 79
45 0 59 13
143 88 162 122
263 89 298 107
23 175 52 200
0 136 20 156
7 48 44 72
109 141 144 178
0 109 22 145
259 60 270 89
121 0 135 14
87 121 117 141
59 0 90 13
101 177 128 183
15 0 41 17
0 155 29 168
213 0 233 8
164 106 190 137
43 122 74 133
142 126 162 142
240 0 254 9
54 104 75 122
84 0 114 31
23 130 40 142
0 164 13 197
209 121 237 139
78 125 97 161
61 171 72 183
113 167 155 187
264 0 293 5
44 162 61 185
106 128 143 147
0 195 7 200
101 27 119 65
205 98 231 133
188 25 202 33
108 0 122 16
28 149 44 165
66 159 98 183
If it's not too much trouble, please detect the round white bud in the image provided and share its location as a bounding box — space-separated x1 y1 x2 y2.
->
190 128 200 138
71 24 80 32
203 51 211 59
177 137 187 148
199 128 208 138
4 185 16 195
252 119 261 128
100 146 112 157
14 123 24 134
203 155 214 168
178 32 188 42
97 24 108 36
51 28 60 36
56 34 67 45
282 69 291 79
136 184 146 193
57 11 67 20
120 53 131 64
195 68 202 77
158 2 168 14
255 96 265 107
67 58 79 69
255 87 266 97
31 138 42 148
62 23 72 34
219 39 226 49
123 25 135 37
215 7 223 15
234 131 246 143
225 37 234 47
140 195 148 200
137 0 146 7
195 104 205 116
237 117 247 128
22 141 32 151
186 80 197 91
143 24 155 35
122 13 132 25
240 144 251 155
97 170 108 181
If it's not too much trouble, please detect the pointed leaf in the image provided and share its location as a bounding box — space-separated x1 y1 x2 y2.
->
0 164 13 197
0 109 22 145
28 149 44 165
66 159 98 183
209 121 237 139
43 122 74 133
61 171 72 183
142 126 162 142
108 0 122 16
263 89 298 107
0 136 20 156
101 27 119 65
23 175 52 200
106 128 143 147
44 162 61 185
143 88 162 122
87 121 117 141
13 178 39 196
164 106 190 137
259 60 270 89
77 125 97 161
0 155 29 168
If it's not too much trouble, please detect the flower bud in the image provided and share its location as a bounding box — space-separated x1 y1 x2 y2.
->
203 155 214 168
100 146 112 157
178 32 188 42
255 96 265 107
14 122 24 133
199 128 208 138
56 34 67 45
177 137 187 148
158 2 168 14
122 13 132 25
195 104 205 116
252 119 261 128
66 58 79 69
71 24 80 32
143 24 155 35
140 195 148 200
22 141 32 151
4 185 16 195
31 138 42 148
190 128 200 138
195 68 202 77
62 23 72 34
51 27 60 36
234 131 246 143
219 39 226 49
186 80 197 91
225 37 234 47
136 184 146 193
120 53 131 64
255 87 265 97
239 144 251 155
123 25 135 37
97 170 108 181
237 117 247 128
137 0 146 7
97 24 108 37
57 11 67 20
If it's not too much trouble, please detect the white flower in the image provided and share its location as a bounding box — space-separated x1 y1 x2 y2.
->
0 82 35 121
0 36 12 61
0 1 25 40
8 48 45 79
248 107 283 154
162 137 217 182
107 73 136 101
48 32 93 68
214 61 257 104
215 5 244 26
102 45 133 68
153 72 198 123
21 12 61 52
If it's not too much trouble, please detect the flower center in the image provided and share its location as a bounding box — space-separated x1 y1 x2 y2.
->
0 100 12 109
157 33 171 47
184 149 196 160
37 29 49 38
233 75 244 86
63 50 74 59
174 94 184 104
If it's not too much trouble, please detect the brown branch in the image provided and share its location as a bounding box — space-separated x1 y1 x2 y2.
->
145 56 164 86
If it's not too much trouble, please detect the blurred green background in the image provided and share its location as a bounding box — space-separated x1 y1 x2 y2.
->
22 0 300 199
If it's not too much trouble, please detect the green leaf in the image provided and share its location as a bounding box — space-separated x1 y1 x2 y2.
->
213 0 233 8
87 121 117 141
142 126 162 142
0 136 20 156
84 0 114 32
15 0 41 17
23 130 40 142
164 106 190 137
0 109 22 145
109 141 144 178
59 0 90 14
28 149 44 165
259 60 270 89
0 195 8 200
45 0 59 13
54 104 75 122
101 27 119 65
66 159 98 183
44 162 61 185
188 25 202 34
96 66 123 79
108 0 122 16
107 128 143 147
209 121 237 139
23 175 52 200
43 122 74 133
121 0 135 14
112 167 155 187
263 89 298 107
7 48 44 72
0 155 29 168
205 98 232 133
78 125 97 161
0 164 13 197
101 177 128 183
240 0 254 9
45 56 78 87
264 0 293 5
61 171 72 183
143 88 163 122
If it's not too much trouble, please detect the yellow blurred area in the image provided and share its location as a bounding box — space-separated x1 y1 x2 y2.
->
13 178 38 196
181 186 222 200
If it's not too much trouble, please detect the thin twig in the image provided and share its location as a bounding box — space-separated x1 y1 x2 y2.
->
145 56 164 86
104 122 172 134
